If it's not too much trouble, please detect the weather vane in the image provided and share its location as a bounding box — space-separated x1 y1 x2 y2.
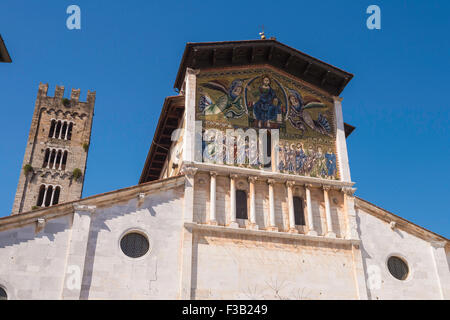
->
259 25 266 40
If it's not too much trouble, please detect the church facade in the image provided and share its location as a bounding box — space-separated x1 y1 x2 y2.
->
0 39 448 300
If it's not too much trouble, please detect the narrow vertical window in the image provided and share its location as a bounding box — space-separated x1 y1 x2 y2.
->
67 123 73 140
264 131 272 168
48 120 56 138
293 196 305 225
44 186 53 207
236 190 248 219
52 187 61 205
43 149 50 168
55 121 62 139
61 151 68 170
55 150 62 169
49 149 56 168
37 185 46 206
61 121 68 139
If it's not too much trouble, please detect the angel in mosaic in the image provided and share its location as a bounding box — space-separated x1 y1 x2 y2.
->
287 89 332 137
198 79 246 119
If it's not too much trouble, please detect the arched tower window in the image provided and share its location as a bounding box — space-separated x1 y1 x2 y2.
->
48 120 56 138
37 185 62 208
36 185 46 207
54 121 62 139
42 149 50 168
67 122 73 140
236 190 248 219
61 151 68 170
52 186 61 205
61 121 68 139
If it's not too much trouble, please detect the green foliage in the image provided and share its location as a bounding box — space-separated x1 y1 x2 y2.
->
62 98 70 107
72 168 82 181
23 164 33 176
82 142 89 152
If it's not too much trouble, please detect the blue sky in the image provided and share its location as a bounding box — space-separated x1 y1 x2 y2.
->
1 1 449 238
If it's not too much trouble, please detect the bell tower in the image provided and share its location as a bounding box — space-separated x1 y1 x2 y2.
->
11 83 95 215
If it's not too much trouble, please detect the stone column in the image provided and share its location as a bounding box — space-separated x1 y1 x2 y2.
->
209 172 217 225
267 179 278 231
323 186 336 238
305 184 317 236
286 181 297 232
41 185 48 207
229 174 239 228
49 186 55 207
248 176 258 230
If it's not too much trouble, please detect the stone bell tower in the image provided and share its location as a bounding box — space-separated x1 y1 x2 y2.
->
11 83 95 215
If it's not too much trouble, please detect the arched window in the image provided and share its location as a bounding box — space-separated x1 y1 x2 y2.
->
37 185 62 208
293 196 305 225
49 149 56 168
61 122 68 139
236 190 248 219
48 120 56 138
44 186 53 207
61 151 68 170
42 149 50 168
36 185 46 206
67 123 73 140
55 121 62 139
55 150 62 169
52 186 61 205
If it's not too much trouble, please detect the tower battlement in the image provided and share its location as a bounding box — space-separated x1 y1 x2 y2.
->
37 82 96 105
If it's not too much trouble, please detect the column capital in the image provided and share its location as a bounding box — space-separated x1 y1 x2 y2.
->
267 179 276 185
322 185 332 191
210 171 218 177
333 96 344 102
248 176 258 183
181 165 198 178
230 173 239 179
186 67 201 76
341 187 356 196
286 180 296 188
430 241 446 249
304 183 314 189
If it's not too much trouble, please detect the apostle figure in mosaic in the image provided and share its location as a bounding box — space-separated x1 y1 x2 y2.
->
325 149 337 178
199 79 246 119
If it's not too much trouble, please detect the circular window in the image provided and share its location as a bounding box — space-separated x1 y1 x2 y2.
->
120 232 150 258
0 287 7 300
387 256 409 280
